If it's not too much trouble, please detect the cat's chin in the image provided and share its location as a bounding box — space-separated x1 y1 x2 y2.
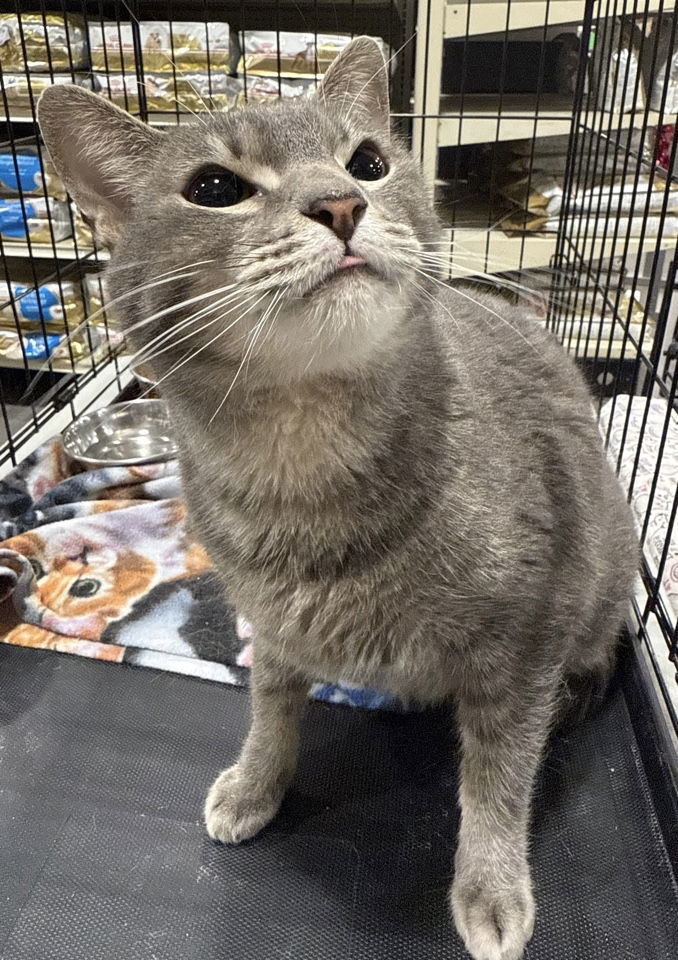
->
257 284 410 382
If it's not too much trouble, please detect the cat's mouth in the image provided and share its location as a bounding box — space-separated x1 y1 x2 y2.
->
301 254 375 298
338 254 367 270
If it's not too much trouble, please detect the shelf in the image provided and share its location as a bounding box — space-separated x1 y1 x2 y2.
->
4 108 192 128
436 187 678 277
0 354 99 374
437 94 662 146
0 342 124 374
1 240 107 262
444 226 556 275
445 1 587 39
436 191 557 274
438 93 572 145
557 331 649 361
444 0 676 40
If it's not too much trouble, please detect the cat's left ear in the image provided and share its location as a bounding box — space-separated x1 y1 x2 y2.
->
318 36 390 135
37 84 162 248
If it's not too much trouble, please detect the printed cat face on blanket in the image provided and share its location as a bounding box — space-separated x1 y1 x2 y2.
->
3 501 211 640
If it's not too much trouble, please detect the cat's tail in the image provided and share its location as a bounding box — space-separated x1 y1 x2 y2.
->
555 649 619 728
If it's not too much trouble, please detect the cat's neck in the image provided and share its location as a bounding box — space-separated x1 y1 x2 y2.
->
164 311 444 504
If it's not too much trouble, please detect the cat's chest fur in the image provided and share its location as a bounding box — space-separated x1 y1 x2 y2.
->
170 374 467 700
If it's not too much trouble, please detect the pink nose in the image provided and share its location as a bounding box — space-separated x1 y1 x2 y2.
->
304 196 367 242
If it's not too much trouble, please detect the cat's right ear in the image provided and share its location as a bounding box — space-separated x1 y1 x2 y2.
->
318 36 390 135
37 85 161 248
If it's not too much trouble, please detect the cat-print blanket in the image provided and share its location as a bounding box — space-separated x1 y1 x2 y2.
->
0 439 404 711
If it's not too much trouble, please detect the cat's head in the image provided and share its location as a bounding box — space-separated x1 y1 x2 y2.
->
38 38 440 385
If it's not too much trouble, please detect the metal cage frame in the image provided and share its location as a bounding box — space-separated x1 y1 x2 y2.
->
1 0 677 778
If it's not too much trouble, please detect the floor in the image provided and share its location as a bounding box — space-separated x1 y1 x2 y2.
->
1 645 677 960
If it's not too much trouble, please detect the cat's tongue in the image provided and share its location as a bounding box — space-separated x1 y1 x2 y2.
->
338 255 366 270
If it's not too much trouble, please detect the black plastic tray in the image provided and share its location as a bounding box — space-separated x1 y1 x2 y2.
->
1 645 677 959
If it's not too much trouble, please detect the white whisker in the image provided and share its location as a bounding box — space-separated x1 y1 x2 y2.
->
413 266 543 357
208 290 286 424
132 286 264 367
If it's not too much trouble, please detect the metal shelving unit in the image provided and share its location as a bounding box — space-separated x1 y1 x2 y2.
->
437 94 663 146
1 239 105 261
414 0 678 278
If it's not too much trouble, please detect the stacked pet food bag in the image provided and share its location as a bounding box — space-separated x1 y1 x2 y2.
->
0 10 89 110
0 12 93 252
87 23 387 114
88 20 239 115
0 15 77 363
237 32 361 102
0 142 117 365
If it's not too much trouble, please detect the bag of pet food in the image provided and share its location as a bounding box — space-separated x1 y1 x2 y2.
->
0 279 85 330
1 74 90 113
0 12 87 72
239 75 316 103
88 21 231 74
238 31 386 78
0 196 72 244
0 146 66 201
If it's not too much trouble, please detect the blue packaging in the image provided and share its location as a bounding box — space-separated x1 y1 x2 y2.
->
0 198 36 239
23 333 62 359
0 151 43 195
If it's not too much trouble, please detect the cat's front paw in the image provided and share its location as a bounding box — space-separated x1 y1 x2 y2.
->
450 871 535 960
204 764 282 844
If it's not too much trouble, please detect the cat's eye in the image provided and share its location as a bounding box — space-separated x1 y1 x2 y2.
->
69 577 101 598
184 167 253 207
346 144 388 181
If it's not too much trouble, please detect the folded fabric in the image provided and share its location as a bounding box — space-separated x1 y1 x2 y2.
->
0 436 407 711
502 208 678 237
501 173 678 220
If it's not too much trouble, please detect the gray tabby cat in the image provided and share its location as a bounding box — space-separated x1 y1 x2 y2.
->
38 38 637 960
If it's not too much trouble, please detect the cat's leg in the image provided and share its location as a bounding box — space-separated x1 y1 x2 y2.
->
451 674 557 960
204 653 308 844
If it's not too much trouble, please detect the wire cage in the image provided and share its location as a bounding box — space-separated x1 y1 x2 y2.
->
548 0 678 753
0 1 416 473
412 0 678 769
0 1 677 772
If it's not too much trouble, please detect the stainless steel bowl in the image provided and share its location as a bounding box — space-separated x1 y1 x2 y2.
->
62 399 178 468
130 362 158 390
